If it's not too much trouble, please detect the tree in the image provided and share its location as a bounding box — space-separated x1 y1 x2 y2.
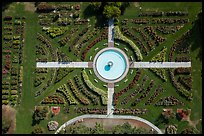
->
33 106 49 122
32 125 44 134
90 2 101 11
92 122 106 134
103 5 121 19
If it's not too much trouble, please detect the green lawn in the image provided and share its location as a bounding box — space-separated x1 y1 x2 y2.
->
2 2 202 134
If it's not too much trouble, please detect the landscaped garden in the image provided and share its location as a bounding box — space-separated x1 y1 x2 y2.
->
2 2 202 134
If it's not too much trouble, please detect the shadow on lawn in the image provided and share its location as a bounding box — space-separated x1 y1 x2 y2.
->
83 4 106 29
2 2 12 12
189 11 202 62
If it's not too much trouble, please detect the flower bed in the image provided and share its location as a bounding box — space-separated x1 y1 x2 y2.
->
174 68 191 75
131 18 150 24
145 85 165 105
165 11 188 16
41 95 65 104
74 75 100 105
43 27 68 38
131 80 155 106
58 28 79 46
132 27 155 51
121 27 149 55
75 27 100 54
114 108 148 115
139 11 163 17
152 18 189 24
178 76 192 91
82 70 107 105
121 75 148 105
155 96 185 106
156 25 183 35
81 27 108 60
114 69 142 105
114 26 143 60
56 84 78 105
67 79 90 105
75 107 107 114
144 26 166 45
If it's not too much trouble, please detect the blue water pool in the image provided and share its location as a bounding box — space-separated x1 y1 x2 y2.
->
95 49 128 81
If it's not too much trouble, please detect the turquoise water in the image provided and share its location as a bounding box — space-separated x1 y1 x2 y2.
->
96 50 126 80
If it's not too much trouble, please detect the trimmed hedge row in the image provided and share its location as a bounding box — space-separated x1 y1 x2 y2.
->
82 70 107 105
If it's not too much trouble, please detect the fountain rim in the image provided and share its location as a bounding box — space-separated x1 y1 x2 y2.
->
93 47 130 83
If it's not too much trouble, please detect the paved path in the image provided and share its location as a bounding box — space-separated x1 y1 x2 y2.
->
108 18 114 46
130 62 191 68
107 83 114 116
55 114 163 134
36 62 89 68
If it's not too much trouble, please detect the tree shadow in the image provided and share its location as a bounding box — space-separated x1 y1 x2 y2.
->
31 113 40 126
2 2 12 12
189 12 202 61
120 2 130 15
176 113 182 121
83 4 106 29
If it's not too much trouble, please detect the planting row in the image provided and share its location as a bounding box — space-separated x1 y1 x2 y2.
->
121 75 149 105
114 26 143 60
114 108 148 115
74 75 100 105
56 84 78 105
131 80 155 106
67 79 90 105
2 16 25 106
152 18 189 24
75 27 100 55
178 76 192 91
155 96 185 106
139 11 188 17
114 69 142 105
82 70 107 105
35 69 56 97
155 25 183 35
144 26 166 45
81 27 108 60
75 107 107 114
58 28 79 46
41 94 65 104
144 85 165 105
121 27 149 56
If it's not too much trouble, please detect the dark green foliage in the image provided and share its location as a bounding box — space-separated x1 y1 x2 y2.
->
32 125 44 134
62 122 151 134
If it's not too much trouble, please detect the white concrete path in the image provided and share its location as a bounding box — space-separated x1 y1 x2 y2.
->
131 62 191 68
36 62 89 68
55 114 163 134
107 87 114 116
108 18 114 43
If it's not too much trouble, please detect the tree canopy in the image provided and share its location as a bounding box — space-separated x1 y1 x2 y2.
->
89 2 123 19
61 122 151 134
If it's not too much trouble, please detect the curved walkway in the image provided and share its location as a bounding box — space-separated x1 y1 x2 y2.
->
55 114 163 134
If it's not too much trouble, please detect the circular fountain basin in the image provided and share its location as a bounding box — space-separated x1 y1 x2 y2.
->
93 47 129 83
